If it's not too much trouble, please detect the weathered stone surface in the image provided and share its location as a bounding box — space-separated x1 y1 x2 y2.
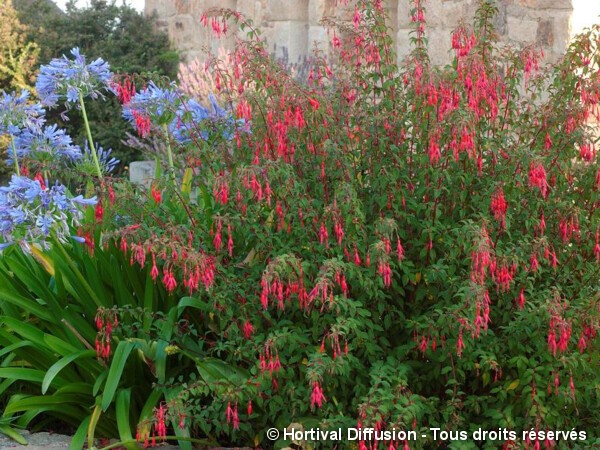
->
129 160 156 188
148 0 583 66
507 15 539 43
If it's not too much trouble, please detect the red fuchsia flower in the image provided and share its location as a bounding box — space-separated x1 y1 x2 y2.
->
544 132 552 150
378 259 392 288
150 254 159 280
490 188 508 229
353 244 362 266
529 252 539 272
352 5 361 30
247 399 253 416
579 142 596 161
151 184 161 204
108 184 115 205
132 110 151 138
538 212 546 235
95 201 104 222
226 401 233 424
227 223 234 257
517 288 526 309
242 320 254 339
594 230 600 261
213 220 223 252
154 403 167 440
162 267 177 293
419 335 428 355
578 333 587 353
528 162 549 198
397 237 405 262
310 381 326 409
428 134 441 165
457 329 465 357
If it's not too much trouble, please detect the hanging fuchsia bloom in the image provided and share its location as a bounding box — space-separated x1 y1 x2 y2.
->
162 268 177 293
490 188 507 228
213 221 223 252
227 223 234 257
528 162 549 198
154 403 167 440
396 238 405 262
226 401 233 424
242 320 254 339
310 381 326 409
594 231 600 261
517 288 526 309
457 329 465 357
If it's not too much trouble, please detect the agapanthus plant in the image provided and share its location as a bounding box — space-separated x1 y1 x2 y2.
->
0 90 45 175
0 175 96 251
77 143 120 176
35 48 115 180
0 90 45 135
35 47 114 109
122 81 240 176
7 124 82 169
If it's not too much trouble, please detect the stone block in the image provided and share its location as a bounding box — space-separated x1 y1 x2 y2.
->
129 161 156 188
507 15 539 43
536 18 554 46
511 0 572 9
265 0 309 21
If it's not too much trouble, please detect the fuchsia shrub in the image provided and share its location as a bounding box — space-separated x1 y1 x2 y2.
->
97 0 600 448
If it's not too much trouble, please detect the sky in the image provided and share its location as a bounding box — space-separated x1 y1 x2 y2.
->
53 0 144 12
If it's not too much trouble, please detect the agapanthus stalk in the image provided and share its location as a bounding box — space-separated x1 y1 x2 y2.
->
162 123 175 182
78 92 103 180
10 135 19 176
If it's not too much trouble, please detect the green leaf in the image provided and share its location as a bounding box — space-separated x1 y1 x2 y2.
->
0 368 45 383
116 388 136 448
506 379 520 391
69 415 91 450
0 425 27 445
101 340 138 411
42 350 96 394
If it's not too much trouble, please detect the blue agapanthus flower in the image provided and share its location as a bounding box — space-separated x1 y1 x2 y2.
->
123 82 242 143
7 124 82 166
0 175 96 250
35 47 114 108
0 90 45 135
76 143 120 175
122 81 179 123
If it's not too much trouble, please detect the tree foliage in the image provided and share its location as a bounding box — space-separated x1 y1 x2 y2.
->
0 0 39 94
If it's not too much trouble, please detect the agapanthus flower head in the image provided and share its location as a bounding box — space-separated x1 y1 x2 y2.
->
123 82 244 143
77 142 120 175
0 175 96 250
35 47 114 108
122 81 180 127
0 90 45 135
7 124 81 166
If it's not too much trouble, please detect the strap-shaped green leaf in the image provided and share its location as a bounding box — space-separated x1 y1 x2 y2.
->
101 340 138 411
42 350 96 394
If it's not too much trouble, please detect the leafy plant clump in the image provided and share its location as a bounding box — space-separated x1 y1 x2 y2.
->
1 1 600 449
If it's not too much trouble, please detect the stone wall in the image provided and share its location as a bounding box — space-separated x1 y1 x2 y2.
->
145 0 597 66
